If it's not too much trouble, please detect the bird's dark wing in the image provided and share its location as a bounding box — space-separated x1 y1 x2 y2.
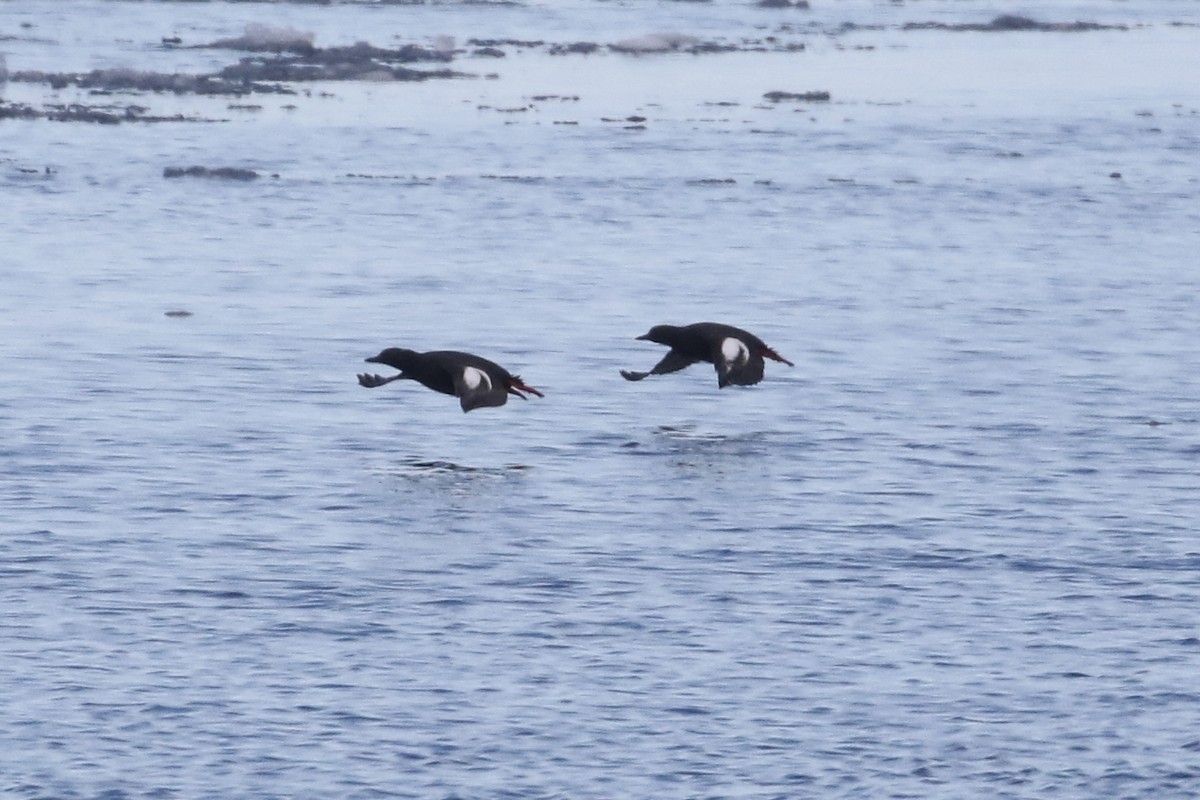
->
621 350 697 382
713 335 765 387
717 353 765 387
453 365 508 412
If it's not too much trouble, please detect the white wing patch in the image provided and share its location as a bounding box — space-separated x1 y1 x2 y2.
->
461 366 492 391
721 337 750 367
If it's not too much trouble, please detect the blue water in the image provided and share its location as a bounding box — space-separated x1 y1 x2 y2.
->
3 1 1200 797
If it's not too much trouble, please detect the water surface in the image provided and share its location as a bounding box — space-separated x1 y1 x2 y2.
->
3 1 1200 797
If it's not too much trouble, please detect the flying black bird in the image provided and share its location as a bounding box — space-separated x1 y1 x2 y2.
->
358 348 544 412
620 322 793 388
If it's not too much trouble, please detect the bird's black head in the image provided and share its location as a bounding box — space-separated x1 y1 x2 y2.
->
635 325 678 345
365 347 419 371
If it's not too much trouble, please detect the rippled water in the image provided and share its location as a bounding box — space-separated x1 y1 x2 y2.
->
4 1 1200 797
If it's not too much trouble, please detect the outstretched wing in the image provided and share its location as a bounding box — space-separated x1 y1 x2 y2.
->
357 373 390 388
621 350 696 382
453 365 508 412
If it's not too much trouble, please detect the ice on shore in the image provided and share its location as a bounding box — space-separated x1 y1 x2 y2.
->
208 23 316 53
610 33 700 54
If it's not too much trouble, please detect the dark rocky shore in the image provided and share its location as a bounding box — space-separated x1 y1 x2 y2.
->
0 100 219 124
2 14 1130 125
11 33 466 98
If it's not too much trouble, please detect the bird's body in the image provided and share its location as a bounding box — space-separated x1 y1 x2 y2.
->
621 322 793 388
358 348 543 412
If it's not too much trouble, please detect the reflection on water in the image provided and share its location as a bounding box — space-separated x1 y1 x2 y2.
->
386 456 533 477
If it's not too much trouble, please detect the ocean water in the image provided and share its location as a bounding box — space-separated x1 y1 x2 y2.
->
3 1 1200 797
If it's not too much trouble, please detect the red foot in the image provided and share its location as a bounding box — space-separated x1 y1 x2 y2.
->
762 347 794 367
508 377 545 399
